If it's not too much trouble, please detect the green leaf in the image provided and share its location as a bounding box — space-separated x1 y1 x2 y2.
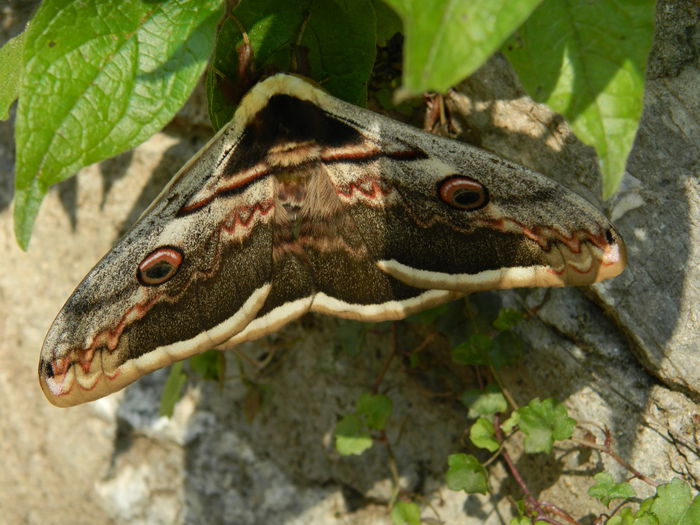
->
610 509 658 525
208 0 376 129
446 453 488 494
460 384 508 418
335 414 373 455
452 331 523 369
189 349 223 382
207 0 306 128
13 179 44 251
493 308 524 331
382 0 544 94
516 398 576 453
160 361 187 417
588 472 636 506
0 31 25 120
470 417 500 453
514 499 527 517
356 393 393 430
489 331 524 369
647 478 700 525
452 333 493 366
608 507 659 525
14 0 224 249
501 412 520 435
391 501 421 525
373 0 403 46
505 0 655 198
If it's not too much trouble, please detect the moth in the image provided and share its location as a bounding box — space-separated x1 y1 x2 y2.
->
40 74 626 407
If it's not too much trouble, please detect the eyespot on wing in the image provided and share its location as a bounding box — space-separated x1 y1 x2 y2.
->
137 246 184 286
437 175 489 211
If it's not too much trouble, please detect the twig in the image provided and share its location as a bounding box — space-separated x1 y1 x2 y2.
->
409 331 440 356
539 502 580 525
494 415 574 525
490 367 519 411
372 323 399 393
569 438 658 487
378 430 401 508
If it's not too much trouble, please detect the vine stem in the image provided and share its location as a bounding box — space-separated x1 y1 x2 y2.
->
494 415 579 525
539 502 580 525
493 417 536 504
410 331 440 356
569 438 658 487
372 323 399 393
378 430 401 508
490 367 519 411
372 324 401 509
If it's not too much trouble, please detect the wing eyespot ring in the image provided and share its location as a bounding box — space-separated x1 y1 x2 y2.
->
437 175 489 211
137 246 184 286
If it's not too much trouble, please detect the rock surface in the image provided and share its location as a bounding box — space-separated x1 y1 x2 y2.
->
1 1 698 524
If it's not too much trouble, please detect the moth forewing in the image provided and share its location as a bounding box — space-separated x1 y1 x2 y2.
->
39 74 626 407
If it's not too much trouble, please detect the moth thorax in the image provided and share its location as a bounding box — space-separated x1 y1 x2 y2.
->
267 140 321 167
273 168 342 225
274 170 310 223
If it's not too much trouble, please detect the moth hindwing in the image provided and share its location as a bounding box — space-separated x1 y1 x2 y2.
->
39 74 626 406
